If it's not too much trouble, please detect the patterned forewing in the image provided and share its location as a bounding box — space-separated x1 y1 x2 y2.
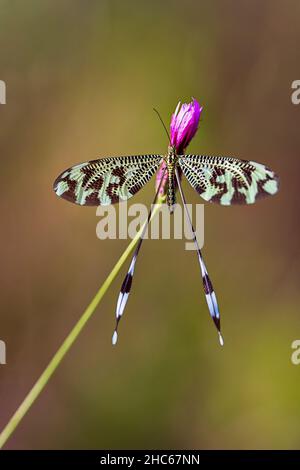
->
178 155 279 205
53 155 163 206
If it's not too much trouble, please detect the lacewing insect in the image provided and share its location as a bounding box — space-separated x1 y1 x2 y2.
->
53 101 279 346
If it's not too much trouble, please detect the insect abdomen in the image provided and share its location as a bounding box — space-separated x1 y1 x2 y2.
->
167 162 176 212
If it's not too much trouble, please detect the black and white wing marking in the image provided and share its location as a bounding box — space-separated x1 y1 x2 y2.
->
178 155 279 205
53 155 163 206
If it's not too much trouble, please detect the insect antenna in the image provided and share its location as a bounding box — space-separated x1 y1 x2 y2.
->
112 166 167 345
174 167 224 346
153 108 171 144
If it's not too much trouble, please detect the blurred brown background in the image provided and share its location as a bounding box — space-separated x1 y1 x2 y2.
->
0 0 299 449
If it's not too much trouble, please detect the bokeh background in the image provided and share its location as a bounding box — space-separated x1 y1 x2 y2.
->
0 0 299 449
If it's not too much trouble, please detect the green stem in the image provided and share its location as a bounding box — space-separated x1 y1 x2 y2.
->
0 201 163 449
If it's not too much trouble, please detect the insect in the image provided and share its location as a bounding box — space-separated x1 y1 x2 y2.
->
53 101 279 346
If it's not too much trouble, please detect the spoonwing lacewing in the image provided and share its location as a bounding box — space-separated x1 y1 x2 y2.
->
53 110 279 346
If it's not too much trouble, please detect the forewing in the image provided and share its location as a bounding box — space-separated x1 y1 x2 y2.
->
53 155 163 206
178 154 279 205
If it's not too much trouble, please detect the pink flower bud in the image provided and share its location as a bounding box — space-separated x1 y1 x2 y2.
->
170 98 203 154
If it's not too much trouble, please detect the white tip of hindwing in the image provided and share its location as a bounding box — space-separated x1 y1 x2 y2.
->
112 330 118 346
